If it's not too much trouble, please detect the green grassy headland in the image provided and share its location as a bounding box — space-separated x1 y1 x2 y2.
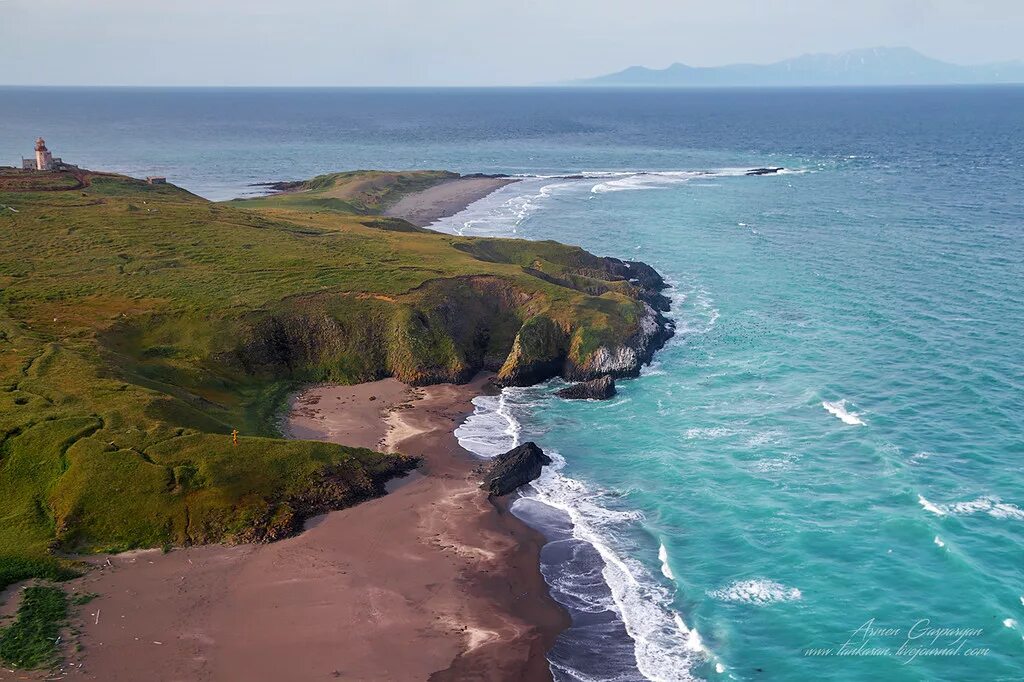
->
0 168 668 605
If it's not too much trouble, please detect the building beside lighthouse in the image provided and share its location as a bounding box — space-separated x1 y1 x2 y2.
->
21 138 70 171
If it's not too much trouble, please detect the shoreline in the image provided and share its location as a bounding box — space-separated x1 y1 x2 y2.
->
3 176 569 682
4 174 678 680
246 172 517 227
51 376 567 681
384 175 518 226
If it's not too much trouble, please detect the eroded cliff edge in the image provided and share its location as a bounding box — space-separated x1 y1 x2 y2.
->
0 168 673 569
223 240 674 388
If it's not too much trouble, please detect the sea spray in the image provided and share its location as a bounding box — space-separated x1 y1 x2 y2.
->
708 579 803 606
917 495 1024 521
821 399 866 426
658 543 675 581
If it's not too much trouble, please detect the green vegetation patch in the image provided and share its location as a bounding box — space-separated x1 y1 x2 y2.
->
0 169 655 609
230 170 458 214
0 585 68 669
0 557 77 594
70 592 98 606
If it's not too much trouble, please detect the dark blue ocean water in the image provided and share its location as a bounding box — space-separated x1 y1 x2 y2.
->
3 87 1023 681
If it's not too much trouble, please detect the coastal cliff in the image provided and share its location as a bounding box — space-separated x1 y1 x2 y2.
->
0 168 671 589
221 248 674 388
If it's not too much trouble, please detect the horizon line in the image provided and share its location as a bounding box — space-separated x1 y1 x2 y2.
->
4 82 1024 90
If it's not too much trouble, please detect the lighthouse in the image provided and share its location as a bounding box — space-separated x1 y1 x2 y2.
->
34 138 54 171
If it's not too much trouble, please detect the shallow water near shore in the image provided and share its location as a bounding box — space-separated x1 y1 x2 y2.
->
4 86 1023 680
440 145 1024 679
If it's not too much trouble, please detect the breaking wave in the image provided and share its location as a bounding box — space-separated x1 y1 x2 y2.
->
589 168 766 194
428 168 801 238
658 542 675 581
456 386 717 681
709 579 803 606
822 399 866 426
918 494 1024 520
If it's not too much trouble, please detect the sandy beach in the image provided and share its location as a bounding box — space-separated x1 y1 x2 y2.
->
39 375 566 681
385 176 517 226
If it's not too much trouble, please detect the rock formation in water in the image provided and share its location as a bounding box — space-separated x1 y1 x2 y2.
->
480 442 553 496
555 375 616 400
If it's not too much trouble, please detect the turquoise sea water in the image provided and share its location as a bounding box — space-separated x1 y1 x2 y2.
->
3 87 1022 680
444 160 1024 680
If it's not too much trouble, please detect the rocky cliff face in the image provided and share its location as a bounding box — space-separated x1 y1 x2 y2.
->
225 254 674 390
496 261 675 387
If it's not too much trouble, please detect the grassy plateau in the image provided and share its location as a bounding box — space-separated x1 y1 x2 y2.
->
0 167 668 666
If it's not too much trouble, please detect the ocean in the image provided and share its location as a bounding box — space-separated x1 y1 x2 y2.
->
3 86 1022 681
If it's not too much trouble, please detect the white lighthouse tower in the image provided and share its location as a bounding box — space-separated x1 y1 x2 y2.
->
34 137 54 171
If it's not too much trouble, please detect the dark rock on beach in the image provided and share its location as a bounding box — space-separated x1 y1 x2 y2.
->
461 172 512 180
480 442 552 497
555 375 616 400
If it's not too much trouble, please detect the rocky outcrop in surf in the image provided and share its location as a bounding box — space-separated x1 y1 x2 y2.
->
480 442 552 496
555 375 616 400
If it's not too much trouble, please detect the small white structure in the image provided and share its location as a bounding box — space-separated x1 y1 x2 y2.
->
21 138 65 171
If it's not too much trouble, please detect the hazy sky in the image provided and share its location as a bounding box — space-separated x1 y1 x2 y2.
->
2 0 1023 86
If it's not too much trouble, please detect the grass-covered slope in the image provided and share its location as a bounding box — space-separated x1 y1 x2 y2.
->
231 169 460 215
0 168 671 588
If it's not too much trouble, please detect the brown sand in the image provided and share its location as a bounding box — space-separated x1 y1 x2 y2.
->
385 177 517 227
43 375 567 682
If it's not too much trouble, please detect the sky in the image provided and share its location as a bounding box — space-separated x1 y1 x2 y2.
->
1 0 1023 86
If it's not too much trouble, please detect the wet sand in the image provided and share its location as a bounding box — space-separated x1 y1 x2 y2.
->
51 375 567 681
385 176 517 226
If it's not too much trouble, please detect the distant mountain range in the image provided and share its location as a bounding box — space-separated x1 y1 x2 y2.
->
572 47 1024 87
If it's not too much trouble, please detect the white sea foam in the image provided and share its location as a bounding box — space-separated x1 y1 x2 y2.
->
933 535 945 548
641 363 667 377
685 426 731 440
431 167 793 237
457 387 712 681
982 501 1024 520
571 167 789 194
430 178 581 237
531 456 706 680
453 389 524 458
1004 618 1017 628
709 579 803 606
918 494 1024 521
746 430 783 448
659 543 675 581
669 280 719 338
822 399 866 426
752 456 795 473
918 495 947 516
